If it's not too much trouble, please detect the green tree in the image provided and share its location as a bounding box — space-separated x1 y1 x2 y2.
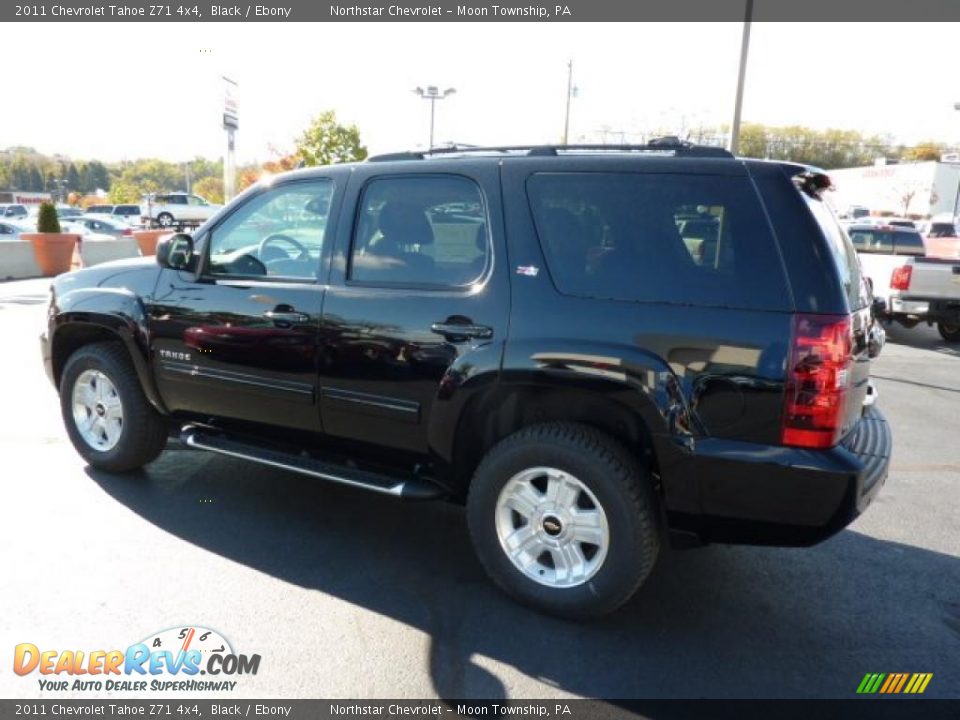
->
27 165 44 191
192 176 224 204
66 163 81 193
902 141 946 163
117 159 182 194
10 158 31 190
82 161 111 193
108 180 141 204
294 110 367 167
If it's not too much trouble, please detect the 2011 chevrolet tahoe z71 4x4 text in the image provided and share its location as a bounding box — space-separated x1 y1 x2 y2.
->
42 140 892 618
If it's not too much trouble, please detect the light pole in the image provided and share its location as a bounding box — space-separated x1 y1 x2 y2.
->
563 60 573 145
729 0 754 155
414 86 456 149
952 102 960 220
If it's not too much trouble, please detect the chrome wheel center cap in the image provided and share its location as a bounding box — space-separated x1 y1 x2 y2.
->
542 515 563 537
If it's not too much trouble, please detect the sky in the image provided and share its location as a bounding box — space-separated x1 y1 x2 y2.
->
2 22 959 165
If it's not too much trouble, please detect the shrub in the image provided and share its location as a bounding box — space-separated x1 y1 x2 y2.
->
37 202 61 233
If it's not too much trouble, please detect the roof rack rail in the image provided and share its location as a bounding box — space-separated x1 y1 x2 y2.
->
367 137 733 162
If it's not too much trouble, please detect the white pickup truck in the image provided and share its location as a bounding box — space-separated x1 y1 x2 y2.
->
141 192 221 228
851 223 960 341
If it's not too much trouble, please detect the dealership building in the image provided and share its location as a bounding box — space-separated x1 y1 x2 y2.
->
0 190 52 206
826 160 960 218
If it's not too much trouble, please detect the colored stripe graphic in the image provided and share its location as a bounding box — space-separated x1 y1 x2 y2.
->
857 673 933 694
879 674 897 693
905 673 933 694
856 673 886 694
893 674 910 693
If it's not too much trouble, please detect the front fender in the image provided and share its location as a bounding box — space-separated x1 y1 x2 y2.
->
51 287 167 414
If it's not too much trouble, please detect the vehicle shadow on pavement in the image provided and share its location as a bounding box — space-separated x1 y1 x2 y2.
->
884 323 960 359
86 450 960 700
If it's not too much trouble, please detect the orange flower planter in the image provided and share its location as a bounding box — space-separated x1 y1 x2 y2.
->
133 229 168 257
22 233 80 277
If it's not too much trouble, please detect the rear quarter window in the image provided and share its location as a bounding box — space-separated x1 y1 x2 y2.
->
804 195 867 311
526 172 791 311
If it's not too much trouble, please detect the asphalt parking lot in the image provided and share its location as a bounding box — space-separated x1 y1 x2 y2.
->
0 276 957 700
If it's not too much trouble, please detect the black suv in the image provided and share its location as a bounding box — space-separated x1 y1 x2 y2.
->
41 141 891 618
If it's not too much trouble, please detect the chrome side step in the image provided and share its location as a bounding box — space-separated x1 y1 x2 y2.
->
180 425 444 500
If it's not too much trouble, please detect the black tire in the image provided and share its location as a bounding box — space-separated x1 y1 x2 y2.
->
937 322 960 343
156 212 174 228
467 422 660 619
60 342 168 473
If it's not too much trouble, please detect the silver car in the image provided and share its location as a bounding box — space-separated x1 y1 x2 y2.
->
0 220 31 240
70 216 135 239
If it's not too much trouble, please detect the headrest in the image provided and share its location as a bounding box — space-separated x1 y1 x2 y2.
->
378 203 434 245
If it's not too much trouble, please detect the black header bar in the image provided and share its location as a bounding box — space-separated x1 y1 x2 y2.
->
6 0 960 22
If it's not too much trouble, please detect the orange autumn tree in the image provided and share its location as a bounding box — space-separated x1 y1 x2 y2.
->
237 153 301 192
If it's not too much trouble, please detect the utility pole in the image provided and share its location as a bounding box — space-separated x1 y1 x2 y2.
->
563 59 573 145
729 0 753 155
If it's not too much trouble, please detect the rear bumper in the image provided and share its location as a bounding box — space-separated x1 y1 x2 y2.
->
887 298 929 317
899 296 960 324
668 406 892 547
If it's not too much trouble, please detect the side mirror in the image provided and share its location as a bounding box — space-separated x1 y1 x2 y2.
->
156 233 195 271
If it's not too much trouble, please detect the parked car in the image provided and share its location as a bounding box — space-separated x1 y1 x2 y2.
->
0 203 30 220
918 217 960 259
880 255 960 341
0 220 31 240
849 224 927 327
847 216 915 229
86 204 143 226
142 193 221 228
41 141 891 618
840 204 870 220
71 215 135 239
56 205 84 220
59 221 116 243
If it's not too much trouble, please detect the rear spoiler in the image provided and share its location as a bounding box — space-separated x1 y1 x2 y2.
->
777 162 833 200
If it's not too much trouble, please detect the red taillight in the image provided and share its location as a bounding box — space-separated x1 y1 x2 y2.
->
122 228 132 236
890 265 912 291
781 314 853 449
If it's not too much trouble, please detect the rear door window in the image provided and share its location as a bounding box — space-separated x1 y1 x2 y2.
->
350 175 488 287
526 172 790 310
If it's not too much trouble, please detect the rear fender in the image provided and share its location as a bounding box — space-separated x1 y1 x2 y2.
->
431 339 698 508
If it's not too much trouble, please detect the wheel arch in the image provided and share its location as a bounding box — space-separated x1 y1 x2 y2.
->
439 361 692 502
51 288 167 414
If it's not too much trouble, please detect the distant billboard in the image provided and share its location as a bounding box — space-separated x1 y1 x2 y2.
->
223 76 238 130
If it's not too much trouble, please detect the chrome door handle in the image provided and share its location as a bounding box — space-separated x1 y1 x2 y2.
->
264 310 310 324
430 322 493 340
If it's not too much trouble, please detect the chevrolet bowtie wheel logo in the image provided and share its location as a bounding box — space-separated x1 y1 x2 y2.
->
856 673 933 695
